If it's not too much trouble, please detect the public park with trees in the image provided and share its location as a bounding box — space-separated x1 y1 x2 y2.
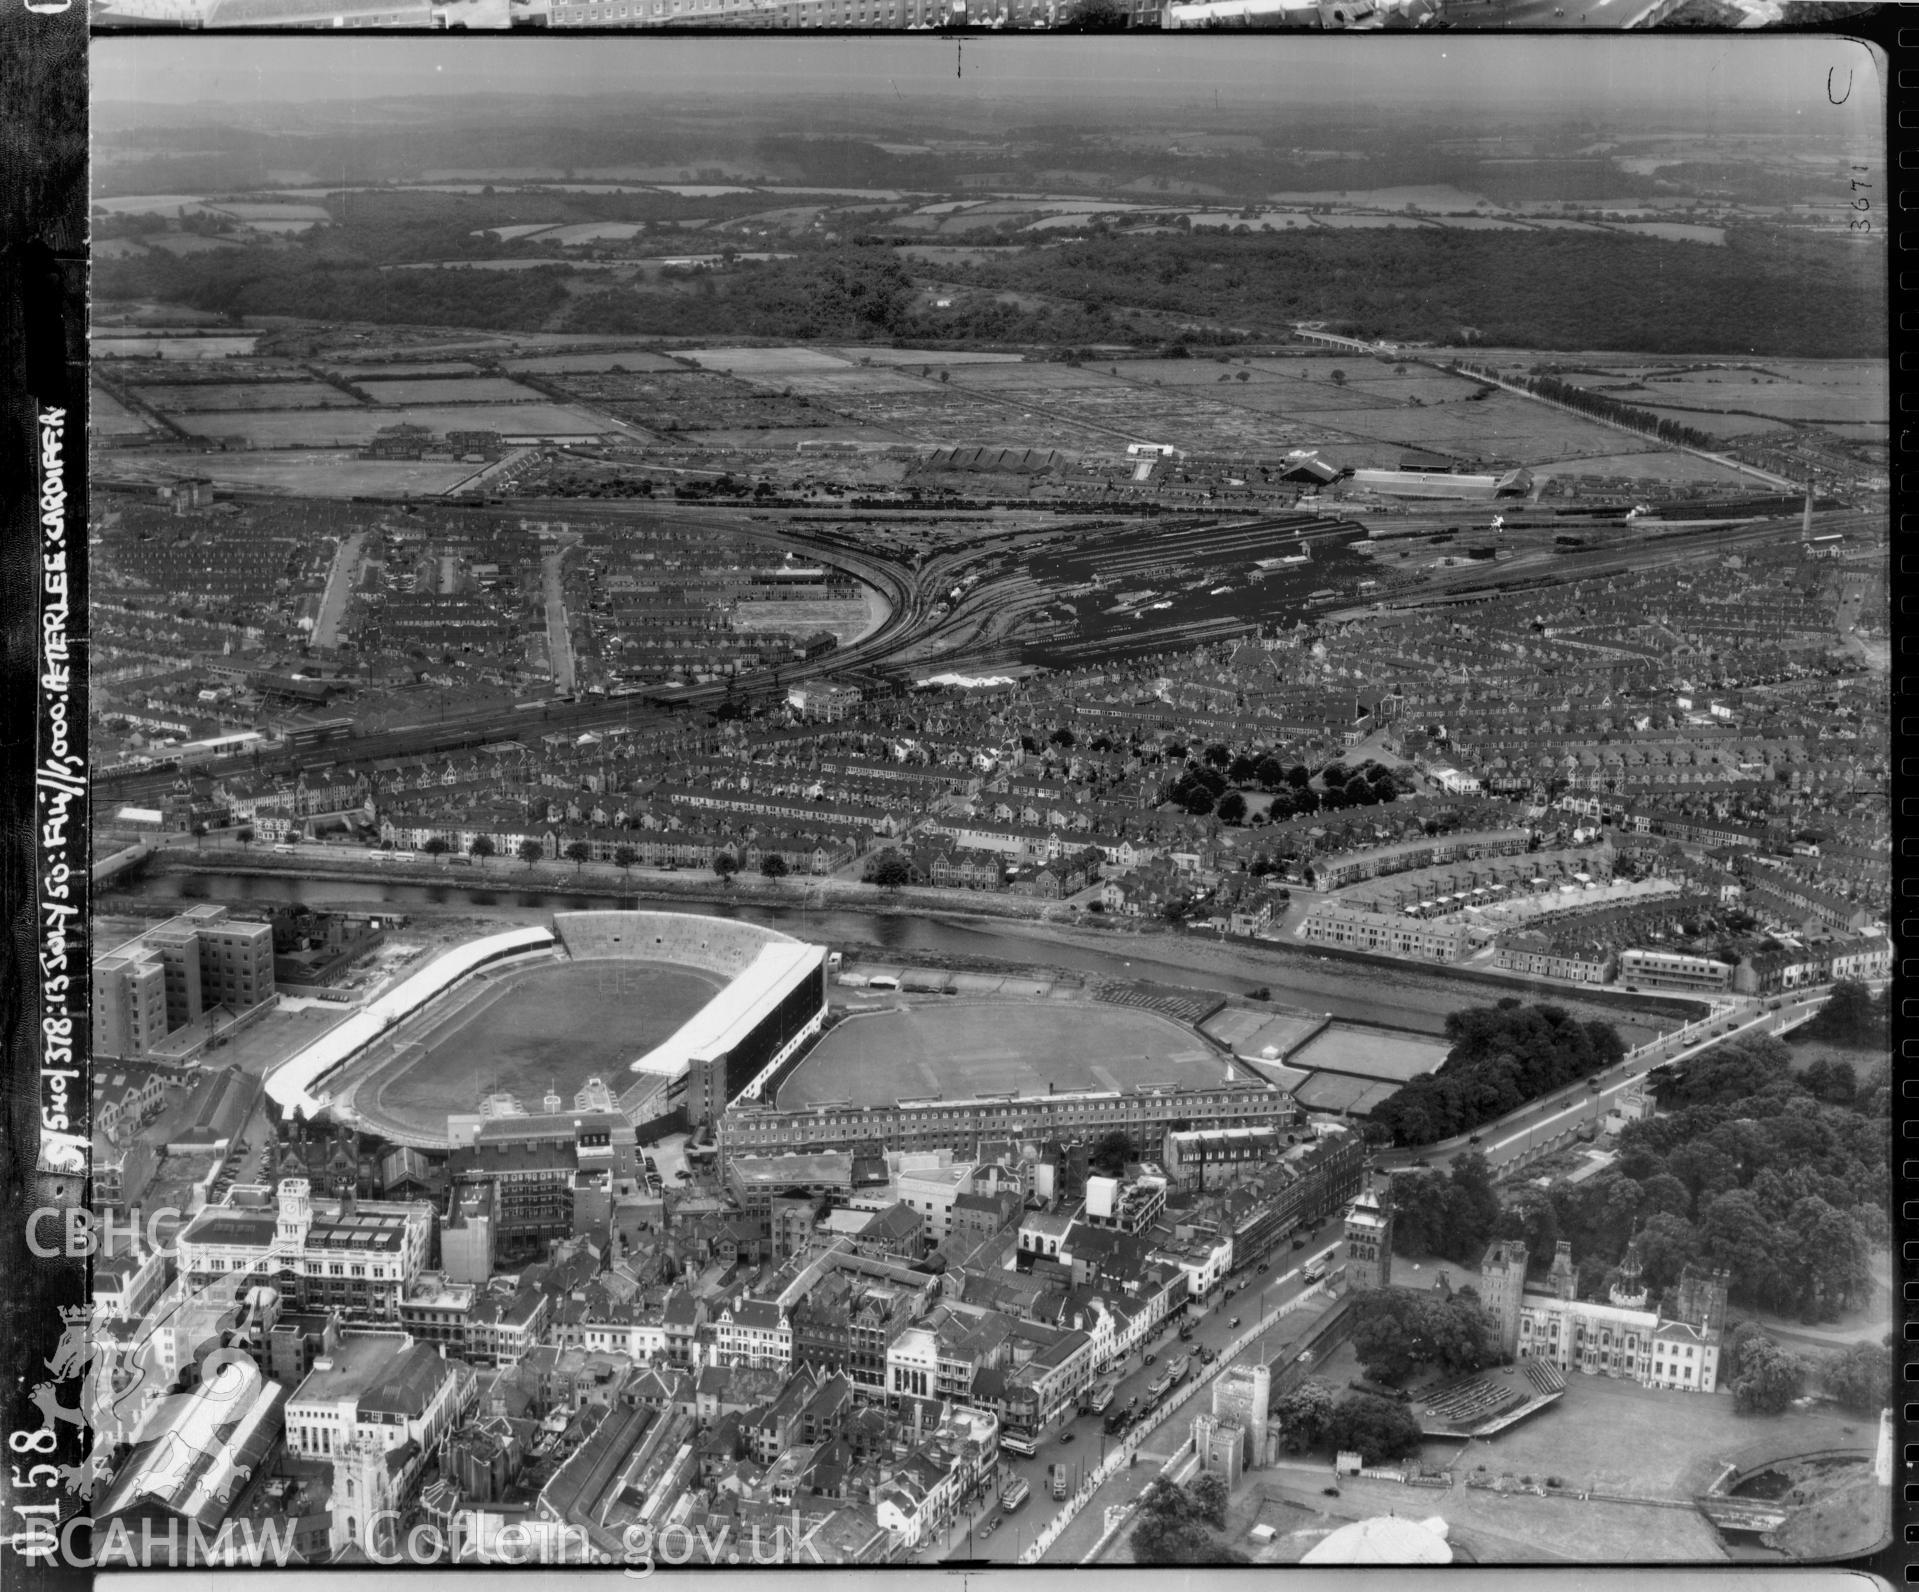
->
1322 1391 1425 1466
1371 999 1626 1145
1390 1033 1887 1329
1348 1287 1506 1386
1128 1475 1245 1565
1386 1150 1504 1266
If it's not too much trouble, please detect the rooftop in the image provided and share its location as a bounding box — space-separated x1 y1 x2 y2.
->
288 1331 449 1415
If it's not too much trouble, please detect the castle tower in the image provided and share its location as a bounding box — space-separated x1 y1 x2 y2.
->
329 1433 402 1559
1211 1361 1272 1469
1672 1265 1731 1338
1342 1175 1394 1293
1608 1233 1649 1312
275 1179 313 1253
1546 1240 1577 1301
1477 1239 1529 1358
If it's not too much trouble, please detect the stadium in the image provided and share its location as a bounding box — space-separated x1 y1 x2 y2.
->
264 912 829 1149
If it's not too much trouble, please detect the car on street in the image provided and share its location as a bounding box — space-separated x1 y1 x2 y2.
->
978 1518 999 1539
1229 1317 1240 1329
1143 1352 1156 1366
1058 1430 1075 1445
1257 1262 1270 1273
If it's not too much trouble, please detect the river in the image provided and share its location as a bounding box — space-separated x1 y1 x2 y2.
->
110 869 1670 1044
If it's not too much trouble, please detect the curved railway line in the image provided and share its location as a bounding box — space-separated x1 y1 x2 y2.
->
96 501 1875 807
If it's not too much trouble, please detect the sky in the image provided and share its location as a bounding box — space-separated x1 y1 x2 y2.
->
94 36 1883 139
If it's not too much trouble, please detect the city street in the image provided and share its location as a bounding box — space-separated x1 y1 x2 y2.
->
925 1226 1349 1566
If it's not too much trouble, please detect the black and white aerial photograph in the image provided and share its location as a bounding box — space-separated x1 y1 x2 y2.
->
61 33 1891 1577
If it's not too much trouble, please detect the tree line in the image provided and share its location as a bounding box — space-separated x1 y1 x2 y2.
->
924 227 1881 359
1391 1032 1887 1327
1473 367 1725 452
1372 998 1627 1146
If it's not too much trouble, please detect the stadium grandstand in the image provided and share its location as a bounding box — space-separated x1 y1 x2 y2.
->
265 926 556 1127
265 914 829 1149
553 913 829 1127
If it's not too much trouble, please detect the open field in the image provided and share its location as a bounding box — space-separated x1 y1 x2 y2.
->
114 358 312 385
1529 450 1757 485
807 387 1124 450
682 345 855 376
1302 392 1649 457
167 402 610 445
1306 214 1439 230
1629 407 1791 440
1636 369 1884 424
360 376 548 405
1288 1020 1449 1081
541 221 647 244
357 958 723 1135
831 344 1027 364
502 349 686 374
328 361 482 378
208 202 331 222
1422 1366 1878 1508
143 381 365 412
390 259 626 272
680 424 906 448
947 362 1118 392
546 369 829 431
734 367 936 399
95 449 486 497
779 998 1214 1108
1272 184 1491 208
91 386 154 436
94 335 261 360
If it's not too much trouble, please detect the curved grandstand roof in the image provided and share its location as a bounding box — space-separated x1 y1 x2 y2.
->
264 925 555 1120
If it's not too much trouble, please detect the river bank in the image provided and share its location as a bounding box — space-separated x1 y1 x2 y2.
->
113 857 1686 1046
